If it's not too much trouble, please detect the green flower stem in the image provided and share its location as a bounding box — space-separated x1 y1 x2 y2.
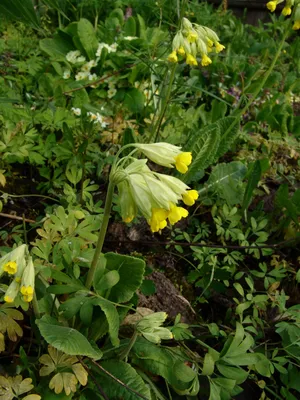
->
32 292 40 319
85 180 115 290
153 63 177 142
119 330 139 361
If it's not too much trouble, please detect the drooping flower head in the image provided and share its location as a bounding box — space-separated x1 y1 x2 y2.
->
167 18 225 67
112 143 199 233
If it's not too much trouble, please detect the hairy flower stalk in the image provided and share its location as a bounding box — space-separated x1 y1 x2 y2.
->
167 17 225 67
85 143 199 289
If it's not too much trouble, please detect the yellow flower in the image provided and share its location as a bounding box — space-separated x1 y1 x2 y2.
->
187 32 198 43
123 216 134 223
207 38 214 47
267 1 277 12
215 42 225 53
186 53 198 66
3 261 17 275
293 20 300 30
182 190 199 206
168 204 188 225
20 257 35 303
148 208 168 233
201 54 212 67
4 280 20 303
175 152 192 174
282 6 292 16
177 46 185 56
207 46 213 53
20 286 34 303
167 51 178 63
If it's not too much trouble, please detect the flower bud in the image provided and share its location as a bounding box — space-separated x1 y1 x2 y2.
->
4 280 20 303
20 257 35 303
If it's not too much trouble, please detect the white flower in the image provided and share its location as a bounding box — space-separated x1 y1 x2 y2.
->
71 107 81 116
81 59 98 72
66 50 80 63
87 112 108 128
88 73 98 81
63 70 71 79
75 71 89 81
76 56 86 63
124 36 138 41
110 43 118 52
108 88 117 98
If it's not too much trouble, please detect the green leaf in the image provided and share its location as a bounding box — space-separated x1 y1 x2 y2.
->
94 298 120 347
124 16 137 36
0 0 40 29
202 353 215 376
214 117 240 161
77 18 99 60
105 253 145 303
184 126 220 183
93 360 151 400
40 33 74 59
216 363 248 384
36 315 102 359
124 89 145 113
242 160 262 214
201 162 247 205
94 271 120 295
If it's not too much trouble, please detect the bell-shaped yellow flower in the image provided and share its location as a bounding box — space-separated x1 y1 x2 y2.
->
282 6 292 15
201 54 212 67
148 209 168 233
20 257 35 303
187 31 198 43
215 42 225 53
177 46 185 56
168 203 189 225
3 261 17 275
267 1 277 12
4 279 20 303
186 53 198 66
167 51 178 63
182 190 199 206
293 20 300 30
175 152 192 174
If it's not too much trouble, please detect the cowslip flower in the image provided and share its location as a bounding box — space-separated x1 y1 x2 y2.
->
113 145 198 233
182 190 199 206
4 279 20 303
167 51 178 63
267 1 277 11
3 261 17 275
0 244 27 279
186 54 198 66
20 257 35 303
133 143 192 174
201 54 212 67
293 4 300 29
170 18 225 68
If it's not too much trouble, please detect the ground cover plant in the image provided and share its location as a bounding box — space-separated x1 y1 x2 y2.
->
0 0 300 399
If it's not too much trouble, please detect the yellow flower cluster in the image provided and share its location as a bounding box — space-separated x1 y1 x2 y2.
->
0 245 35 304
266 0 300 30
115 143 199 233
167 17 225 67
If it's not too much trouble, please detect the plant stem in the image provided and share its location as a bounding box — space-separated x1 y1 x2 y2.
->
85 180 115 289
153 64 177 142
32 292 40 319
119 330 138 361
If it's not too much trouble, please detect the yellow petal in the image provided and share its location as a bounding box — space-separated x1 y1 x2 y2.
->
182 190 199 206
175 152 192 174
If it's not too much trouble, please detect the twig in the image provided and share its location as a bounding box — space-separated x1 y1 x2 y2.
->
60 64 136 97
91 360 149 400
104 238 297 250
78 359 109 400
0 212 36 224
